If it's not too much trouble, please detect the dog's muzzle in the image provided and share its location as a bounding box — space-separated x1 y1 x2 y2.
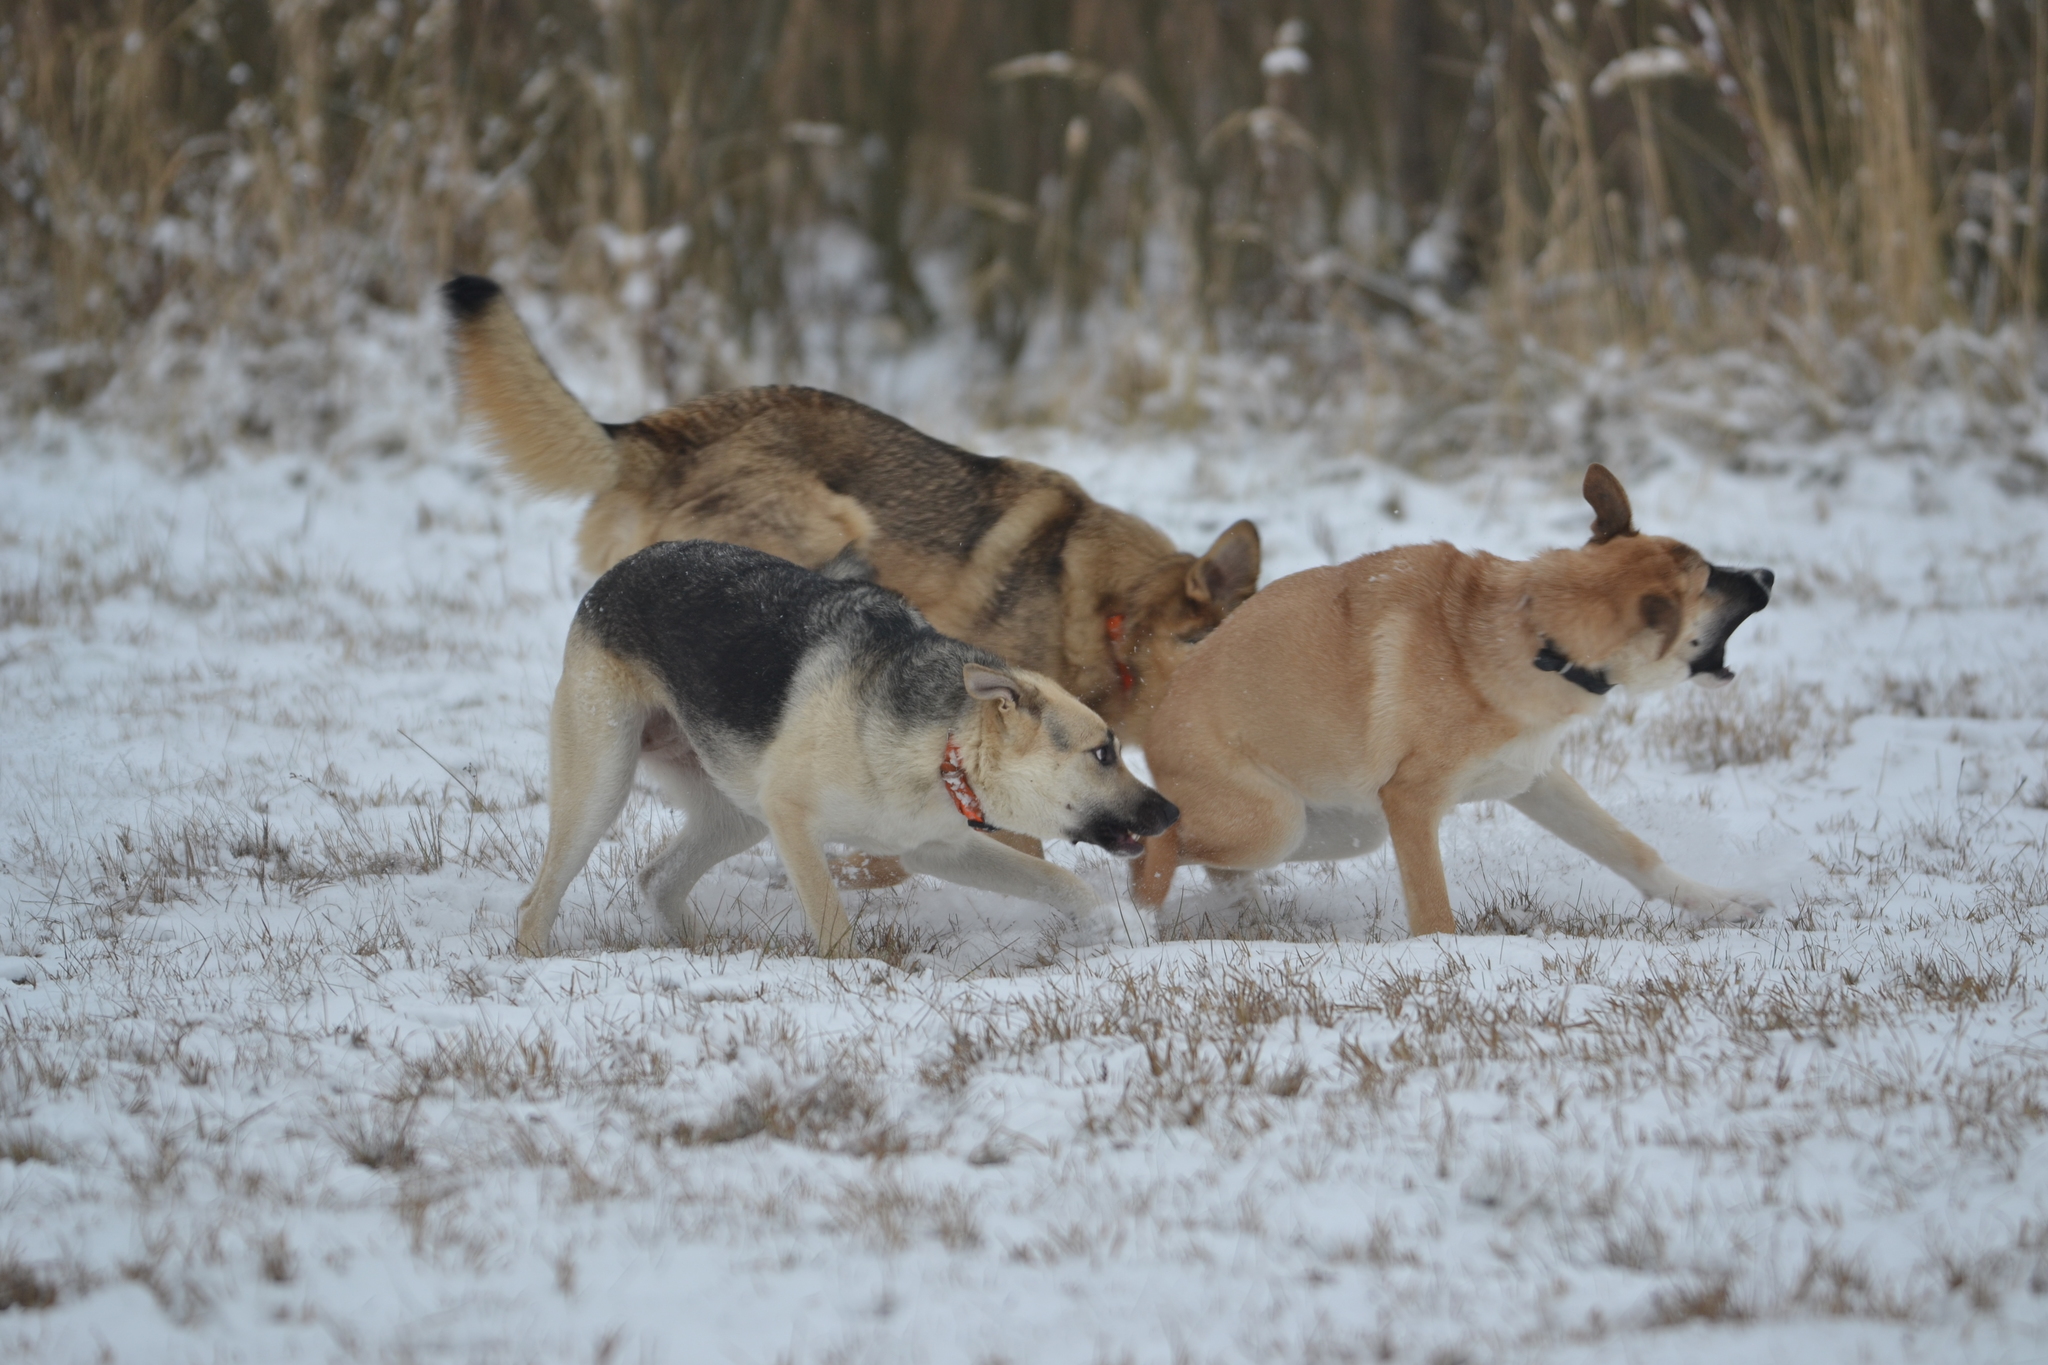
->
1690 566 1774 685
1078 791 1180 857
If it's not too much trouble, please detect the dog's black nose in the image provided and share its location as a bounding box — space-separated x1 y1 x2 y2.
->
1708 563 1773 612
1135 792 1180 838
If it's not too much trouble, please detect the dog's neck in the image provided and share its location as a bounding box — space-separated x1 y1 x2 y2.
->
1532 640 1613 695
940 734 996 830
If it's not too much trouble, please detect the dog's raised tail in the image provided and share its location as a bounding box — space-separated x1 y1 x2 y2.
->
442 275 619 497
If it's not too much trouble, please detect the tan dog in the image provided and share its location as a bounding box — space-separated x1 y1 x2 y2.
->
440 275 1259 748
517 539 1178 956
1133 466 1775 935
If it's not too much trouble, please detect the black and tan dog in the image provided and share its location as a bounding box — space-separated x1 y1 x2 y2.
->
1134 466 1774 935
440 275 1259 748
516 539 1178 957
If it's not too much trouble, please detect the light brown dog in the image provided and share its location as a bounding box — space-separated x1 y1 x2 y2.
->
1133 466 1776 934
440 275 1260 749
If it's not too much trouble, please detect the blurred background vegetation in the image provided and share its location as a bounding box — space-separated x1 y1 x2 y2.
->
1 0 2040 458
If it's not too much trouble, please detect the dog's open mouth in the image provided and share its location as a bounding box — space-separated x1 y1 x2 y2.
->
1073 825 1151 857
1689 640 1736 686
1689 565 1773 688
1078 796 1179 857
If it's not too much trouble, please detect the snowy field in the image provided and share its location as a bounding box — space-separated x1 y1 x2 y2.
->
5 338 2048 1363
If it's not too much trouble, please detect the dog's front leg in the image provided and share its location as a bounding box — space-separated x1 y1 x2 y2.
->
1508 764 1768 923
901 836 1095 920
1380 775 1457 936
761 802 857 956
831 830 1041 892
986 830 1046 860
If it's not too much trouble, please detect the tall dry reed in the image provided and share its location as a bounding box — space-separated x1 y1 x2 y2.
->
0 0 2037 431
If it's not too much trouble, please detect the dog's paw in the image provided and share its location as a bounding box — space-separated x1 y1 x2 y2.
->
1064 911 1115 949
1670 882 1771 924
1067 904 1154 949
635 883 704 946
1042 870 1100 922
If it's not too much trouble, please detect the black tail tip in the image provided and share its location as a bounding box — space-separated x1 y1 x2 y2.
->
441 274 502 321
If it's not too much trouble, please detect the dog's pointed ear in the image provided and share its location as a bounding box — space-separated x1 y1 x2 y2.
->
1584 465 1636 544
1639 592 1681 655
963 662 1022 711
1186 520 1261 608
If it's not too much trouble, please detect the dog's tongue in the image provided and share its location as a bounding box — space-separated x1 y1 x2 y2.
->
1106 832 1145 857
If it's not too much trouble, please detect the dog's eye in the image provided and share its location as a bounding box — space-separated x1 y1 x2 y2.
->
1089 743 1116 767
1175 629 1212 645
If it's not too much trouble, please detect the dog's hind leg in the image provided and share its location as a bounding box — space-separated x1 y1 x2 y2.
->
637 751 767 945
517 641 650 955
651 460 876 574
1508 764 1769 923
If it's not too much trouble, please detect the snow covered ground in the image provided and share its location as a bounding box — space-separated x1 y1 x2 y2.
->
5 338 2048 1363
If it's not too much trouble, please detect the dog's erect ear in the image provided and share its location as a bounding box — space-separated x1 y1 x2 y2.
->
1186 520 1261 608
1639 593 1681 655
1584 464 1637 544
963 663 1022 711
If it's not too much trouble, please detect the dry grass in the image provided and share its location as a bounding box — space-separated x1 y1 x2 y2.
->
6 427 2048 1357
666 1073 906 1157
8 783 2048 1351
1648 1275 1747 1327
325 1096 421 1169
1643 674 1857 772
0 1255 59 1312
830 1174 983 1252
1 3 2038 446
1550 659 1897 792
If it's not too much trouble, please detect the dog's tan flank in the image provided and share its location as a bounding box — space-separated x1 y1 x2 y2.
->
1133 465 1775 935
441 274 1259 748
516 540 1178 957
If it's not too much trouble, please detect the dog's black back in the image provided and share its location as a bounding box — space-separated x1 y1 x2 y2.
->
577 540 1003 750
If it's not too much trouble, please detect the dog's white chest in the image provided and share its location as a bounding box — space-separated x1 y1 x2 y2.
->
1454 727 1566 804
808 785 957 854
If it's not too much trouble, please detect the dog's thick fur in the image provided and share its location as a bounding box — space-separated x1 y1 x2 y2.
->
441 275 1260 747
1133 466 1775 935
517 540 1179 956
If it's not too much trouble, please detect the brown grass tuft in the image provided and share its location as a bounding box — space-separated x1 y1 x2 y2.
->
671 1074 908 1157
1 4 2035 443
0 1255 58 1311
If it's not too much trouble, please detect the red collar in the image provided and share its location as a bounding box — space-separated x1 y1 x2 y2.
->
1104 613 1136 693
941 734 996 831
